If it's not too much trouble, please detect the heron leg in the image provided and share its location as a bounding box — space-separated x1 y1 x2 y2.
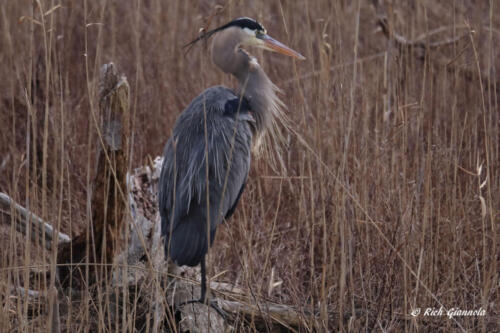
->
199 256 227 318
177 256 227 319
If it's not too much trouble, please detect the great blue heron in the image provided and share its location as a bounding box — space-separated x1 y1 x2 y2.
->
158 17 304 310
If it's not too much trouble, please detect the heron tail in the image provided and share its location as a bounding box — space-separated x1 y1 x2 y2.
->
166 213 216 267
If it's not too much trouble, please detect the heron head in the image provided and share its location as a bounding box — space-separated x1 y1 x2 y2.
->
236 18 306 60
184 17 305 60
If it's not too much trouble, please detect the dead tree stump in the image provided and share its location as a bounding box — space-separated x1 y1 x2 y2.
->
58 63 130 287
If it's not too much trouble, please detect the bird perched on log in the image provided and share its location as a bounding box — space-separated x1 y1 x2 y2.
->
158 17 304 312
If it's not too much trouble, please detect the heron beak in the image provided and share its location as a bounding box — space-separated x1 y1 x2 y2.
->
259 34 306 60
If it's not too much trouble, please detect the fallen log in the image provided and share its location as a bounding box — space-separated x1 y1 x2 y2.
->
0 192 71 250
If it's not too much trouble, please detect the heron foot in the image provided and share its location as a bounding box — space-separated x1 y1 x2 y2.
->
177 297 228 319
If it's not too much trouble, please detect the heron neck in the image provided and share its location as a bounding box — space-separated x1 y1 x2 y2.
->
211 28 282 137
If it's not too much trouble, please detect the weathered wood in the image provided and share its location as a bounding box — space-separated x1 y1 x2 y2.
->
58 63 130 286
219 299 305 328
0 191 71 250
178 302 228 332
14 286 45 300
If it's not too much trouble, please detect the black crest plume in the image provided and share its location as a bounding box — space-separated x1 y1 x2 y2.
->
183 17 264 53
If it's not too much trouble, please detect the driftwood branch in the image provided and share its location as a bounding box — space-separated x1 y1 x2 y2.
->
0 192 71 250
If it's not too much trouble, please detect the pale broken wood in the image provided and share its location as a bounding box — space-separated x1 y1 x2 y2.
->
178 302 229 332
0 192 71 250
219 299 305 328
9 285 61 333
14 286 45 300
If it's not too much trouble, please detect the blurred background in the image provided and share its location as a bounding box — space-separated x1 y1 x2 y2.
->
0 0 498 331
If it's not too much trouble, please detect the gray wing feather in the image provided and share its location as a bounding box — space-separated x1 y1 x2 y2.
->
159 86 252 266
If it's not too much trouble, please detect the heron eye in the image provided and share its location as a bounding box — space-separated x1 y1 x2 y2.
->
255 30 265 38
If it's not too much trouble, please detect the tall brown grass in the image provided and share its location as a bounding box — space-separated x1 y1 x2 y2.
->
0 0 498 331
